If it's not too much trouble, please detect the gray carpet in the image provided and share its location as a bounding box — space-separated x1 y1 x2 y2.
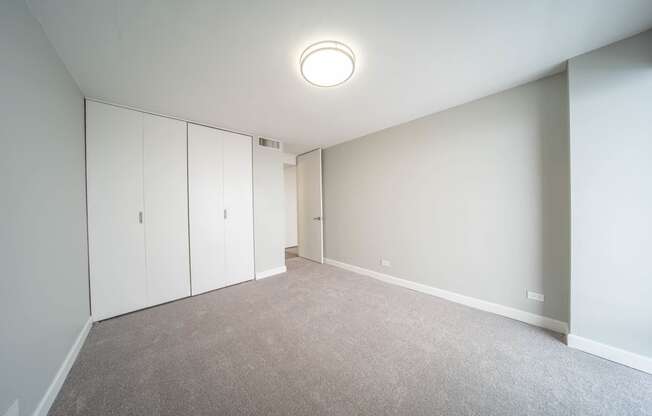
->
50 257 652 416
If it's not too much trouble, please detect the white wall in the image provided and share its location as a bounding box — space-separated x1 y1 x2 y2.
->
323 73 570 323
284 165 298 247
253 145 285 274
282 151 297 165
0 1 89 414
568 30 652 360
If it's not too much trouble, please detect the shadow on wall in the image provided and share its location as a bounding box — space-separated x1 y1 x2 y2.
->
536 74 571 323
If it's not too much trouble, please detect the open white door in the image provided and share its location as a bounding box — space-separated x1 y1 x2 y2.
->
297 148 323 263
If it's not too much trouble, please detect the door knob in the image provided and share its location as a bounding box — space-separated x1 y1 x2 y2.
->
313 216 321 221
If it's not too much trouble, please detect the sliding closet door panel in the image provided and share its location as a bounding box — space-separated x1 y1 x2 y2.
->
143 115 190 305
188 124 225 295
86 101 147 321
223 132 254 285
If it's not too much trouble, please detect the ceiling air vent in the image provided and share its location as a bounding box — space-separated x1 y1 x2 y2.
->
258 137 281 150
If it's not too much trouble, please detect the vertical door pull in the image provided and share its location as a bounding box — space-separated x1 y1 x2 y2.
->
224 209 227 219
138 211 143 224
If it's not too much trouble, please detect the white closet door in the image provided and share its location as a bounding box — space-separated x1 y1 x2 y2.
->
188 124 226 295
223 131 254 285
143 114 190 305
86 101 147 321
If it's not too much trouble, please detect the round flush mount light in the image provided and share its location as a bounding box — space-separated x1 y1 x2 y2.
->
300 41 355 87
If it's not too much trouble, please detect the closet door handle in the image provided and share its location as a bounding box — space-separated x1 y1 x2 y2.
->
138 211 143 224
224 209 227 219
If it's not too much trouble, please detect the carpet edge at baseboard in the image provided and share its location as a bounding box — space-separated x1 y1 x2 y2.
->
567 334 651 375
32 316 92 416
256 265 287 280
324 257 568 334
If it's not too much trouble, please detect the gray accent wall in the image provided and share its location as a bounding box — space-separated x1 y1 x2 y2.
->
0 1 89 415
324 74 570 322
568 30 652 357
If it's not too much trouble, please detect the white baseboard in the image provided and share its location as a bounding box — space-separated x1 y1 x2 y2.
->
32 316 92 416
256 265 287 280
324 258 569 334
567 334 651 374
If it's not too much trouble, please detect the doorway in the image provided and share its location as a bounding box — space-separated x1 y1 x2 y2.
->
284 148 323 265
296 149 323 263
284 162 298 260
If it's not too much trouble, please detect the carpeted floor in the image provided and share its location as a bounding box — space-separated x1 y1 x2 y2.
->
50 257 652 416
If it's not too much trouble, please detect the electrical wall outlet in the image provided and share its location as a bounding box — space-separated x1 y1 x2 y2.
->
527 290 544 302
380 258 391 267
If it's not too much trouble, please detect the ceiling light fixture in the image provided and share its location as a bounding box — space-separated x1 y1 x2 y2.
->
300 41 355 87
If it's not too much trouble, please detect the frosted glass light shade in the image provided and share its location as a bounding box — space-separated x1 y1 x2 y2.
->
300 41 355 87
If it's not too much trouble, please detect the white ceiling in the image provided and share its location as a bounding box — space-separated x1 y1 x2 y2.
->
28 1 652 153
